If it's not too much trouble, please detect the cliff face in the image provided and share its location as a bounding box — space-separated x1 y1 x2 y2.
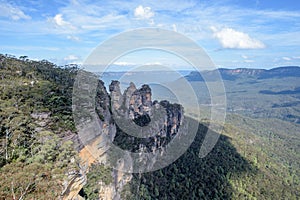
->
73 80 184 199
185 66 300 82
110 81 183 141
108 81 185 174
110 81 153 124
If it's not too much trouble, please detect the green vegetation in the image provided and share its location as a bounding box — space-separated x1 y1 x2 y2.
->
0 54 79 199
119 118 299 199
0 54 299 199
185 77 300 124
80 163 113 199
225 114 300 198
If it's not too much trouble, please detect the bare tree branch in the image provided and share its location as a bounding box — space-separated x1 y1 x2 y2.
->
11 181 16 200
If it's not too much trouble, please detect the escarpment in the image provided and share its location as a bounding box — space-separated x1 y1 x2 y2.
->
70 79 185 200
109 81 184 152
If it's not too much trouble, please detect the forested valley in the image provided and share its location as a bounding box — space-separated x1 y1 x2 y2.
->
0 54 299 199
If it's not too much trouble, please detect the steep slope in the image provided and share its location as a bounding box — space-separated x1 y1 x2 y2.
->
1 54 299 199
78 79 186 199
0 54 83 199
79 78 299 199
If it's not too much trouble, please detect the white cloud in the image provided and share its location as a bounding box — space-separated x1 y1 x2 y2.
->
53 14 67 26
49 14 77 31
0 2 31 20
172 24 177 32
1 0 300 69
67 35 80 41
113 61 136 66
211 27 266 49
241 55 248 59
293 56 300 59
134 5 154 19
241 55 255 63
145 62 162 65
282 57 291 61
64 54 79 61
53 14 75 28
47 1 129 34
0 45 59 51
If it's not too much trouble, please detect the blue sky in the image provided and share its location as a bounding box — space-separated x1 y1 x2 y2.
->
0 0 300 69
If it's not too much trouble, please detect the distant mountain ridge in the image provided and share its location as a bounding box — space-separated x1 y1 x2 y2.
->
185 66 300 81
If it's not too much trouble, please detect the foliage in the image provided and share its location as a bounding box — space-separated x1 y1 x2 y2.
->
119 121 254 199
117 117 299 199
0 54 79 199
80 163 113 199
1 53 299 199
0 130 79 199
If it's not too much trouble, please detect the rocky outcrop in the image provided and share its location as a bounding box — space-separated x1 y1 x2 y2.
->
109 81 183 138
61 166 87 200
129 84 152 114
123 82 136 116
109 80 124 111
109 81 185 171
68 79 185 199
61 130 84 152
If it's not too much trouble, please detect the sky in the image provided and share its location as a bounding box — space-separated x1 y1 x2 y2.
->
0 0 300 69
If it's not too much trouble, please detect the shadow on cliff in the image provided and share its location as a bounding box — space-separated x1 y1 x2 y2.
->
125 117 257 199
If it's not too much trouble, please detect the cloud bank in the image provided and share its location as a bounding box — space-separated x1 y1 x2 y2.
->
211 27 265 49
